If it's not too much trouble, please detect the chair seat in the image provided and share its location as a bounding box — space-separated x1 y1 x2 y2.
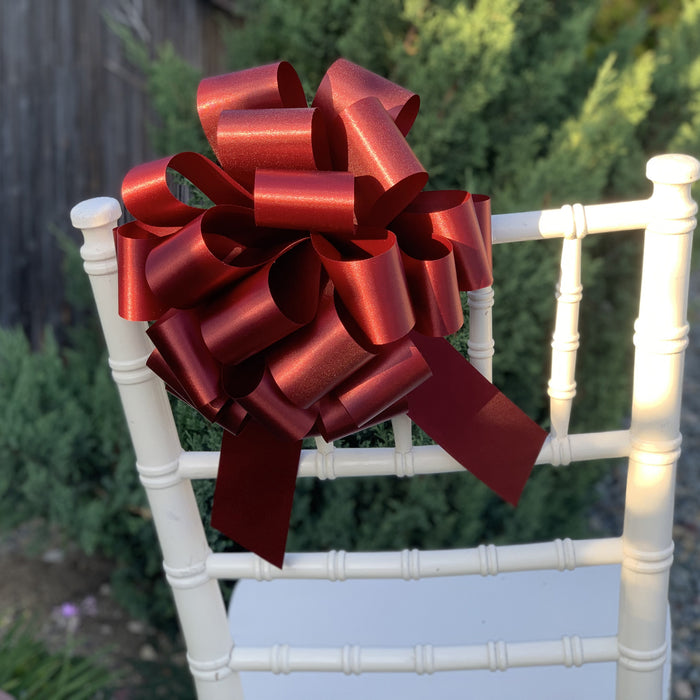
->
229 563 670 699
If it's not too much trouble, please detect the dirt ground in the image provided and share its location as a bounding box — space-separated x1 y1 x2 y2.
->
0 521 192 698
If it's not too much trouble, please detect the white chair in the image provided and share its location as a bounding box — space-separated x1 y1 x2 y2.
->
71 152 699 700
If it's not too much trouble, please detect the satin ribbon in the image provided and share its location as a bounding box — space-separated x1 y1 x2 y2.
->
116 59 547 567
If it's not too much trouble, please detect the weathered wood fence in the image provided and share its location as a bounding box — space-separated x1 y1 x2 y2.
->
0 0 234 345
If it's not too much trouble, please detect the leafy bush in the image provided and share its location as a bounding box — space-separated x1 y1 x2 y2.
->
2 0 699 632
0 239 177 627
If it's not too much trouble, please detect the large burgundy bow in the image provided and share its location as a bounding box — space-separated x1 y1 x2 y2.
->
116 59 547 567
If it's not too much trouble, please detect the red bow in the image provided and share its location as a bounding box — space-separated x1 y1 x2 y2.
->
115 59 547 567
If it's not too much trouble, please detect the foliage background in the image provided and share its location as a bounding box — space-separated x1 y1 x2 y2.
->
1 0 699 628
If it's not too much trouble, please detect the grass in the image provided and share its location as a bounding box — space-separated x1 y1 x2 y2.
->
0 617 116 700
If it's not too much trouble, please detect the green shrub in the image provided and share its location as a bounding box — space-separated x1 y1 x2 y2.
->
0 240 176 628
2 0 699 633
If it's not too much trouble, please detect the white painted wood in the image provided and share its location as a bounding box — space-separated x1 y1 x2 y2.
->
548 212 584 439
492 199 651 244
73 153 698 699
206 537 623 581
71 198 244 700
177 429 632 479
229 636 620 674
615 154 700 700
467 286 494 381
391 413 413 459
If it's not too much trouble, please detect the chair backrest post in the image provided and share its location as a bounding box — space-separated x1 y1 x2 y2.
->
467 287 495 381
548 219 584 440
616 154 700 700
71 197 244 699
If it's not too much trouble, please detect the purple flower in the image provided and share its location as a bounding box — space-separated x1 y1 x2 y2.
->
60 602 80 619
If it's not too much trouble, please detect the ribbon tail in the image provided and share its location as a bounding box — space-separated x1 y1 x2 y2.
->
212 422 301 568
406 333 547 506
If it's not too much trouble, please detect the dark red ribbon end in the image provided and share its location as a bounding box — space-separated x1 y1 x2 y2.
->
211 422 302 568
407 333 547 506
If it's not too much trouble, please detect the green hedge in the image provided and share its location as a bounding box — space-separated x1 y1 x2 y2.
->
2 0 699 629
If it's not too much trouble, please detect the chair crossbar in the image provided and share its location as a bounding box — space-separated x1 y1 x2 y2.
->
176 430 631 481
206 537 623 581
492 199 650 244
228 635 620 674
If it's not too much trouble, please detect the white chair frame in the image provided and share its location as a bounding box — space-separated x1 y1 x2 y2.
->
71 153 699 699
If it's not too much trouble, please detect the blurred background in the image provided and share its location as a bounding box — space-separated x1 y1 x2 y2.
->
0 0 699 697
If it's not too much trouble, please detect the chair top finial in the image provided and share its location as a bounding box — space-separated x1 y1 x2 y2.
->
70 196 122 230
646 154 700 186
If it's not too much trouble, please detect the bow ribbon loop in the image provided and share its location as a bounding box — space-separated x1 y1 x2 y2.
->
200 238 322 366
197 61 308 155
218 108 332 189
313 57 420 136
254 169 355 234
311 231 414 346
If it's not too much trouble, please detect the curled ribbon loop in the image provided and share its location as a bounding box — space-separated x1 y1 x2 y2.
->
116 59 547 567
254 169 354 234
332 96 428 226
313 57 420 137
218 108 332 190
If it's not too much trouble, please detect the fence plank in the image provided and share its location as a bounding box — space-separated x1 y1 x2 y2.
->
0 0 232 344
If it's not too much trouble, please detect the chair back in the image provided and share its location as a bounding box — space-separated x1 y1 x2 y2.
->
71 153 700 699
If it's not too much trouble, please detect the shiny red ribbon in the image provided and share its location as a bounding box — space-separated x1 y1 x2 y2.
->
116 59 547 567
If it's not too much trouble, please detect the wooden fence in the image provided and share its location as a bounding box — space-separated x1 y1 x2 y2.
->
0 0 235 345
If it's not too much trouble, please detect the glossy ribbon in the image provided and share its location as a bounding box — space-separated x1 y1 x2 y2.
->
116 59 547 567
